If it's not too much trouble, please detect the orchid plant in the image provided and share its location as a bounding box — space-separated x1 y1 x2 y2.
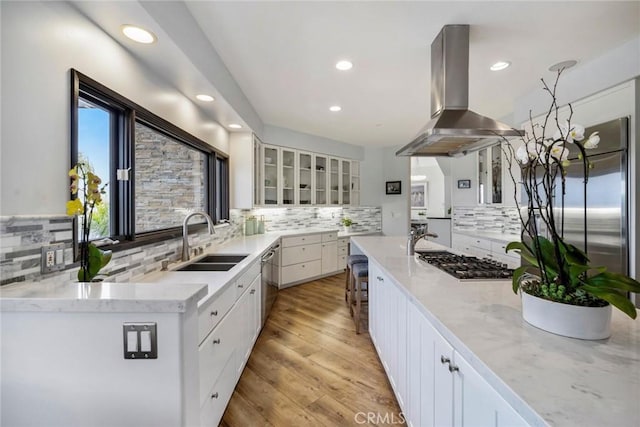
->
66 162 112 282
502 70 640 318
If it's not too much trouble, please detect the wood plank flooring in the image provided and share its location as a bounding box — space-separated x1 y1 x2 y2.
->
220 273 405 426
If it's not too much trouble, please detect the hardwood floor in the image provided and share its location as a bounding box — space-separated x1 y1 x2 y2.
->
220 273 405 426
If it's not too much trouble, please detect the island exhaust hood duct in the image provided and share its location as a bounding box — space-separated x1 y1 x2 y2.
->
396 25 523 157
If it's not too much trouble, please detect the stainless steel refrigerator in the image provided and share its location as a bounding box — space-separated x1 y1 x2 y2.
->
555 117 629 278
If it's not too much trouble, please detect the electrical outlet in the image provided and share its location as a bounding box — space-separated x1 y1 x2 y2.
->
41 243 67 273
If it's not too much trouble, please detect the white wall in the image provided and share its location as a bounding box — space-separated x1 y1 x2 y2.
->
360 146 409 236
0 1 230 216
262 125 364 160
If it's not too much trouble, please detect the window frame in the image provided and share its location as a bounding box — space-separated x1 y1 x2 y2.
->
70 69 229 253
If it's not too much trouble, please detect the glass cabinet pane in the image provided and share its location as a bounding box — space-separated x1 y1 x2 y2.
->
315 155 327 205
253 136 262 206
264 146 278 205
282 149 295 205
298 152 312 205
330 158 340 204
478 149 488 204
491 145 503 203
341 160 350 205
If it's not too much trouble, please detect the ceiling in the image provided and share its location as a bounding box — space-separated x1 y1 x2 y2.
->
75 1 640 149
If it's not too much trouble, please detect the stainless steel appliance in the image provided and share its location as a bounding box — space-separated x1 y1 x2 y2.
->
417 250 513 280
261 243 280 325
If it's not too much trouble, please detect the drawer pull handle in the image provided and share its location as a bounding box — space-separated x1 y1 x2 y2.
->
448 364 459 373
210 310 218 316
250 289 256 295
440 356 450 365
212 338 221 344
238 284 244 288
211 392 219 399
376 276 384 281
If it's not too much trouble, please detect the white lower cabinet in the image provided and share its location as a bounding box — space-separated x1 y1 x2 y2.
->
198 261 262 426
369 259 528 427
451 232 520 268
280 232 344 286
321 240 338 274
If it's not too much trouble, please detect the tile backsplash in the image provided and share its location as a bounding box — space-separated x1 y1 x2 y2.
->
0 206 381 287
452 206 521 234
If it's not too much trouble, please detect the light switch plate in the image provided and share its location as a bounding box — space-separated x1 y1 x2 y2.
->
123 323 157 359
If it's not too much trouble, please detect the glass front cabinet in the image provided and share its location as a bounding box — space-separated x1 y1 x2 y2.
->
255 142 358 207
478 143 504 205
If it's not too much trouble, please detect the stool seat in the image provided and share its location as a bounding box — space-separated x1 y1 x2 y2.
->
346 255 368 267
351 262 369 277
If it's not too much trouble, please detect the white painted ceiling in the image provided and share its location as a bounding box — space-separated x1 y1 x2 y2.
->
184 1 639 147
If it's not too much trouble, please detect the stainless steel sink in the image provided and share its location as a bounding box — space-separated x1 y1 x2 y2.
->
197 254 248 263
177 263 237 272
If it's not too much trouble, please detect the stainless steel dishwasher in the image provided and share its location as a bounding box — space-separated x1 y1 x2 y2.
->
261 243 280 325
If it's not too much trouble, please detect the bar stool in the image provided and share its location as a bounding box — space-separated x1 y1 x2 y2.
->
350 261 369 334
345 255 368 307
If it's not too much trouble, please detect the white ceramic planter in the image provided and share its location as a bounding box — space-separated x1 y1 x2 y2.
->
521 291 612 340
343 225 351 233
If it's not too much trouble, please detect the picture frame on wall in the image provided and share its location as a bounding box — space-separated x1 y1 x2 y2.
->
457 179 471 189
385 181 401 195
411 183 427 208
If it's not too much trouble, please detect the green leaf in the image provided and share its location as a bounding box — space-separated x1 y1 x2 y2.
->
511 265 540 294
505 241 539 267
585 271 640 293
581 284 637 319
559 241 590 266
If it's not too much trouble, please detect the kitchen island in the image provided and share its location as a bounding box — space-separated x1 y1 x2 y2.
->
352 235 640 427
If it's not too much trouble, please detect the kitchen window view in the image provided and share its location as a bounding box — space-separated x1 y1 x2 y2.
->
73 70 229 247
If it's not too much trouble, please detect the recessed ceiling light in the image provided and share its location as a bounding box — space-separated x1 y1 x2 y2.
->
490 61 511 71
196 94 215 102
335 60 353 71
548 59 578 72
411 175 427 181
329 105 342 112
121 25 157 44
228 124 242 129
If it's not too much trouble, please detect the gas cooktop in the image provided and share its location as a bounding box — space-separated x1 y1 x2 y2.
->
416 250 513 280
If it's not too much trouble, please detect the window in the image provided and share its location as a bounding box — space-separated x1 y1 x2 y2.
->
71 69 229 249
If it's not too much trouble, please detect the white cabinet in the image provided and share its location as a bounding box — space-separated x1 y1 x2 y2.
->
280 232 344 287
321 241 338 274
298 151 313 205
368 258 529 427
314 154 328 205
351 161 360 206
337 237 349 269
262 144 279 205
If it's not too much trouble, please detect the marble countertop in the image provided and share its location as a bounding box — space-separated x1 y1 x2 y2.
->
0 227 381 314
453 229 521 243
352 236 640 427
0 281 208 313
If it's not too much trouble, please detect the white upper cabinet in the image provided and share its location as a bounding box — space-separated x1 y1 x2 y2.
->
262 145 279 205
281 148 296 205
330 158 340 205
298 151 313 205
314 154 328 205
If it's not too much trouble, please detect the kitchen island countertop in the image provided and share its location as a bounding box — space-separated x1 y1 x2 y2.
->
352 235 640 427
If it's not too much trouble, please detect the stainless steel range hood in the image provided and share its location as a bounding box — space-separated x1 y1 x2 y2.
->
396 25 523 157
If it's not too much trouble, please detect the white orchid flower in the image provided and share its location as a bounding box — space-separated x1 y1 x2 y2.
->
583 131 600 149
515 141 542 165
545 141 570 164
552 121 585 143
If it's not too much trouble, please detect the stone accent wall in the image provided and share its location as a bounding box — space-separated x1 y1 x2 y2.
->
248 206 382 233
453 206 521 234
135 123 207 233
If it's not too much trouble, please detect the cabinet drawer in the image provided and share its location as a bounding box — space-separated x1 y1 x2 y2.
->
236 259 261 298
338 245 348 256
281 259 322 284
198 284 235 344
282 234 321 247
200 352 237 427
322 232 338 242
199 309 236 406
338 255 347 269
281 243 321 266
338 237 349 248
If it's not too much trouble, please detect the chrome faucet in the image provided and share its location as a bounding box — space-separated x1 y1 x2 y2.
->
182 211 215 261
407 224 438 255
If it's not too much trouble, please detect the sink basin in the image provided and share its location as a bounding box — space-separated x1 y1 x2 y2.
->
177 263 237 272
197 254 248 263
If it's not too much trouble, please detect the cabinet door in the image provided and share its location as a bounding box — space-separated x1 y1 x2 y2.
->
453 352 504 427
281 148 296 205
253 135 263 206
298 151 313 205
263 145 279 205
341 159 351 205
351 161 360 206
368 262 381 348
330 158 340 204
433 328 455 427
407 301 428 427
314 155 328 205
321 241 338 274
